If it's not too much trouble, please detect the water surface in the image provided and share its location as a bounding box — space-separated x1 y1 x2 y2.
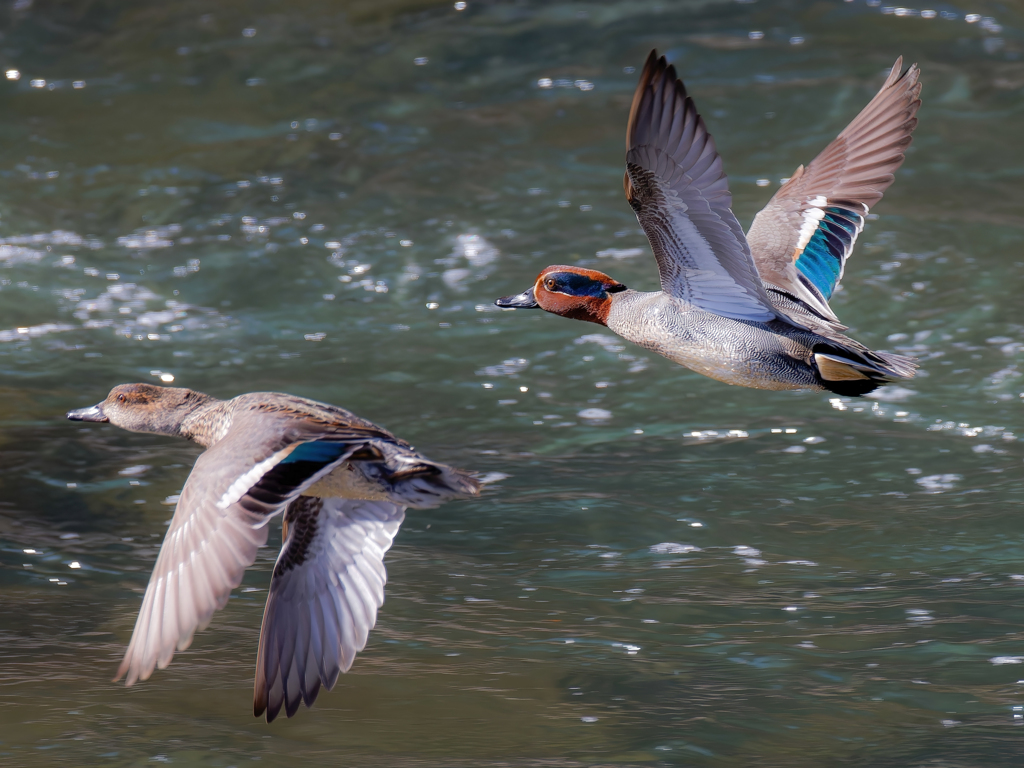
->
2 1 1024 765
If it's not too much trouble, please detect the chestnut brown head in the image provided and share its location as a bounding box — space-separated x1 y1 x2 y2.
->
495 265 627 325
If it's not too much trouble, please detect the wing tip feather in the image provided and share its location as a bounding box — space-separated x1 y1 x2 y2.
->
626 49 663 149
113 656 130 685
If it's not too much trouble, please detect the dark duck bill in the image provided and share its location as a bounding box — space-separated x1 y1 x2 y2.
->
67 404 108 422
495 286 539 309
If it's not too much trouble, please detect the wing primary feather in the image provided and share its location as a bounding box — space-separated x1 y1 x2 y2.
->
252 497 406 720
624 50 775 321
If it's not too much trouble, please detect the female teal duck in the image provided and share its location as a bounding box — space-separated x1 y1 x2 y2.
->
68 383 480 722
497 51 922 396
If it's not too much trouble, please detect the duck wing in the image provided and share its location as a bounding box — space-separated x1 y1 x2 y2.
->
114 414 388 686
253 497 405 722
624 49 775 322
746 58 922 323
253 446 479 721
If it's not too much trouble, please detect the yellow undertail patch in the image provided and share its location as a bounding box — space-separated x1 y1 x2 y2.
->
815 353 872 382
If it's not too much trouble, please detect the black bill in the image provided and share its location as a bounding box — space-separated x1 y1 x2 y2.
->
495 286 539 309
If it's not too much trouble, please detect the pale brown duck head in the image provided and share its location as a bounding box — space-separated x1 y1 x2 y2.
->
67 383 215 437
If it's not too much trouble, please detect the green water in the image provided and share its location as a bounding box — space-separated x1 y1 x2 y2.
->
1 0 1023 764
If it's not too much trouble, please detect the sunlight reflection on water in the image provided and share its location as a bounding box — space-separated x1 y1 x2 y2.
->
0 0 1023 765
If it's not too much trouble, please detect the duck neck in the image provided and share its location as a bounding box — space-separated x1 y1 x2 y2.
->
602 289 655 341
177 393 225 447
557 293 615 325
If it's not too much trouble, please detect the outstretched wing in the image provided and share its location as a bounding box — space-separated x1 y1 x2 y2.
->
115 417 382 686
747 58 922 322
253 497 406 722
625 50 775 322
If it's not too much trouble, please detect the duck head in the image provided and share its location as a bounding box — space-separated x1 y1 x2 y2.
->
67 383 215 438
495 266 627 325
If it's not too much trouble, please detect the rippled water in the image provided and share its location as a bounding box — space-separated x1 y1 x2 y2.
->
2 1 1023 765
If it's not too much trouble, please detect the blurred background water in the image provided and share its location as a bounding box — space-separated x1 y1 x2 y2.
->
1 0 1023 765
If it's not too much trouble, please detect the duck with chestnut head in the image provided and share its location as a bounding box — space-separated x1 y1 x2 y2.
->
497 50 922 396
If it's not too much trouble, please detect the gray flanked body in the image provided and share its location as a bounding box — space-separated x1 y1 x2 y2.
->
605 288 914 392
606 290 823 390
67 383 480 723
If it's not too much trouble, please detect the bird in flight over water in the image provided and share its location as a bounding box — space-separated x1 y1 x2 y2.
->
68 383 480 722
497 50 922 396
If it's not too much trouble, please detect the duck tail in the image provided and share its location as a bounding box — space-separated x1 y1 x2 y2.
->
812 343 917 397
373 443 481 508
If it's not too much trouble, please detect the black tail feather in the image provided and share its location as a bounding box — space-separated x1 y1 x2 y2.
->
813 344 917 397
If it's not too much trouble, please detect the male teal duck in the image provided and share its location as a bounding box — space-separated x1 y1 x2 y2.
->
497 51 922 396
68 383 480 722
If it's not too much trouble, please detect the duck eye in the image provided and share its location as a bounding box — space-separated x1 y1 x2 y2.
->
117 394 127 403
544 278 557 290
